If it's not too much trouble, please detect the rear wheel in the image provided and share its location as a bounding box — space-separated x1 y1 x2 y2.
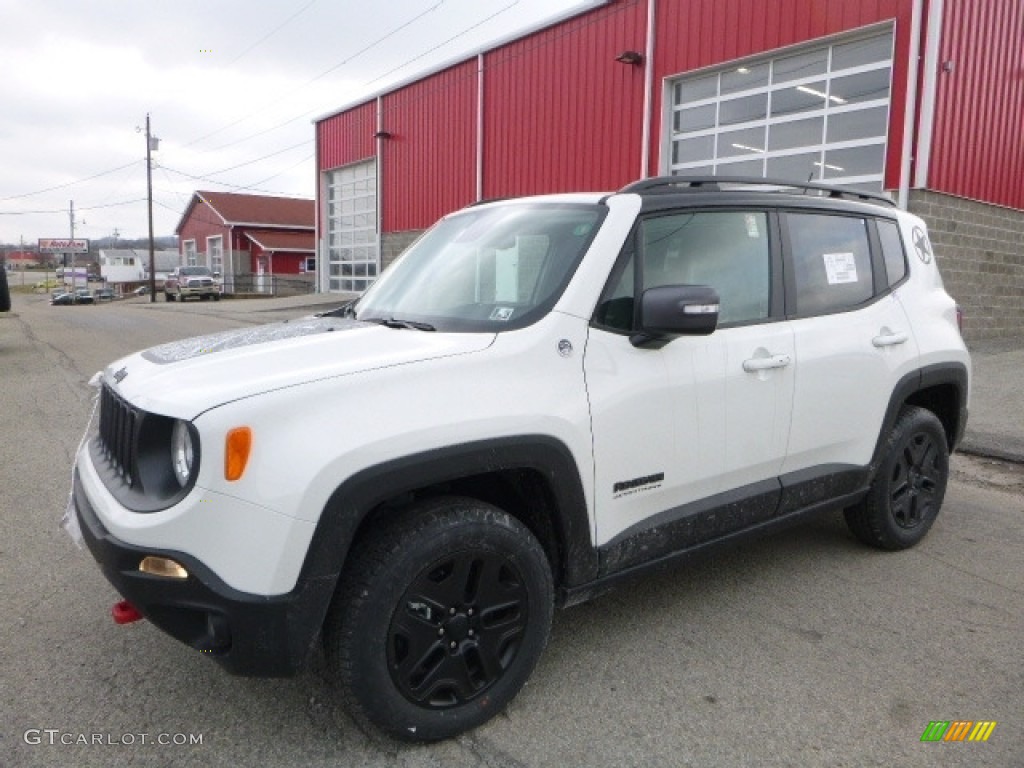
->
323 497 553 741
164 291 174 302
844 406 949 550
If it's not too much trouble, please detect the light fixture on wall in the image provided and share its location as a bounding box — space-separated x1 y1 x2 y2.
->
374 130 393 139
615 50 643 66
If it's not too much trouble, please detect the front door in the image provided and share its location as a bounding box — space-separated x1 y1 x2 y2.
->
585 209 793 569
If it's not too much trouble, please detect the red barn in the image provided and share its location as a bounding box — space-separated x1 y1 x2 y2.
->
175 191 315 295
314 0 1024 339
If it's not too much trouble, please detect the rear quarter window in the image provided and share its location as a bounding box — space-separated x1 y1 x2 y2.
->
877 219 908 287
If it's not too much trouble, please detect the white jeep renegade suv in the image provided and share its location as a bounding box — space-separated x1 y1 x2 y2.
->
71 177 970 741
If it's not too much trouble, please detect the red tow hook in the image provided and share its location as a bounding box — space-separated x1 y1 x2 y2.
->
112 600 144 625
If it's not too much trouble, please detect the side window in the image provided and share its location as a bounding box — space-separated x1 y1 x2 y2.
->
788 213 873 316
876 219 908 287
594 211 771 331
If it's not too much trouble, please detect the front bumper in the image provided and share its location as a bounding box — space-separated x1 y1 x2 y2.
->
73 469 333 676
179 285 219 297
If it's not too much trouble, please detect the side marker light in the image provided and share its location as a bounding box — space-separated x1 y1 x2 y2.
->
225 427 253 481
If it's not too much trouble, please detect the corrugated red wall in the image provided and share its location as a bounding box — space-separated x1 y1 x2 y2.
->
380 61 478 232
650 0 908 186
315 0 1022 237
318 101 376 172
481 0 648 199
927 0 1024 208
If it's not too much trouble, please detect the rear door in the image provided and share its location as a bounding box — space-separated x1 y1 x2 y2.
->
780 210 920 501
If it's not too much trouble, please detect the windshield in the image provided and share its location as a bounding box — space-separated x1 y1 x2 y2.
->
180 267 212 276
353 202 605 332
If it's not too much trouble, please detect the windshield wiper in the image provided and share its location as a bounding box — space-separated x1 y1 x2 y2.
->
365 317 436 332
316 299 357 319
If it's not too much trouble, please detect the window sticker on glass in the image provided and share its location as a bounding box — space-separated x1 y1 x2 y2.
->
744 214 760 239
490 307 515 322
823 252 858 285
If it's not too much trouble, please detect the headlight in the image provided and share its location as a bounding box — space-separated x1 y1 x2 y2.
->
170 420 196 488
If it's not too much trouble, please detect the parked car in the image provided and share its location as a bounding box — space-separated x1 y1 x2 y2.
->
164 266 221 302
95 288 115 301
52 289 95 306
70 177 970 742
132 285 150 296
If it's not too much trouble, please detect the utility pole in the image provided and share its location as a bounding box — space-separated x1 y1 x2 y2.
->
69 200 77 296
146 113 157 302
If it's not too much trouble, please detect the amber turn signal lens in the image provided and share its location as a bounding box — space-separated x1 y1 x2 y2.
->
224 427 252 481
139 556 189 579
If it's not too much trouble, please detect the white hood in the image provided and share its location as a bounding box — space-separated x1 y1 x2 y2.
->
102 316 495 419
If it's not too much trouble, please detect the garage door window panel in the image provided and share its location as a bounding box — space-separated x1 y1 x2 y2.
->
666 28 893 190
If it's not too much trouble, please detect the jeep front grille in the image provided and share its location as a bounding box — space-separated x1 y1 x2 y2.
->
98 384 138 486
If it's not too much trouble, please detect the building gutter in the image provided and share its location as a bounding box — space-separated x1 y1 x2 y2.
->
898 0 925 209
640 0 656 179
913 0 944 188
477 53 485 201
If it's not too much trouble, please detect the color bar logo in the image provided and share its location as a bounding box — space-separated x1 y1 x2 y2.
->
920 720 997 742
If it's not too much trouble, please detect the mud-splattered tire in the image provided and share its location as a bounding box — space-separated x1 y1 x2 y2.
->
323 497 553 741
844 406 949 550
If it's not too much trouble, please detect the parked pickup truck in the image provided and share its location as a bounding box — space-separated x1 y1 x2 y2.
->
164 266 221 302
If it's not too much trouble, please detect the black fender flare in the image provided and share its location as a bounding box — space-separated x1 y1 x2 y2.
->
292 435 597 630
869 362 969 475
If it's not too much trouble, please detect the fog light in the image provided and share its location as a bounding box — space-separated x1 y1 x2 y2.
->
139 556 189 579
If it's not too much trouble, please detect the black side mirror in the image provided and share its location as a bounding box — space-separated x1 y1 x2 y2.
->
0 268 11 312
630 284 719 347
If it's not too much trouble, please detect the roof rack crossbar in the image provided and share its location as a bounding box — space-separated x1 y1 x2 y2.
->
618 175 896 207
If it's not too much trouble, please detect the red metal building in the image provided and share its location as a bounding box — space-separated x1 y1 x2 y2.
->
315 0 1023 337
175 191 315 295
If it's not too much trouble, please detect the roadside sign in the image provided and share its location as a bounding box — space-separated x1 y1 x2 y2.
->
38 238 89 254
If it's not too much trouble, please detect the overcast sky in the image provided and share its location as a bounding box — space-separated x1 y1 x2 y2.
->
0 0 591 246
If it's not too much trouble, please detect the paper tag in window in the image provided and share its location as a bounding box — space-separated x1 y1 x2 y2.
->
823 252 858 285
490 307 514 322
744 214 760 239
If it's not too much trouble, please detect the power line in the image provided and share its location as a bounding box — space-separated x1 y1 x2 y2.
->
182 1 446 152
0 198 148 217
236 153 315 192
365 1 518 87
226 0 320 65
0 160 143 203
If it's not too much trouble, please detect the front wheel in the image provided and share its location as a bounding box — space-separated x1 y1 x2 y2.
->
844 406 950 550
323 497 554 741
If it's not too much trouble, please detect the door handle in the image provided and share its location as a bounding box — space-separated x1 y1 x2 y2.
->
872 331 909 348
742 354 791 372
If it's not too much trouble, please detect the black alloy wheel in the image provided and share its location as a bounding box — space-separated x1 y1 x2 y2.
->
323 497 553 741
888 429 944 530
844 406 950 550
388 548 530 709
